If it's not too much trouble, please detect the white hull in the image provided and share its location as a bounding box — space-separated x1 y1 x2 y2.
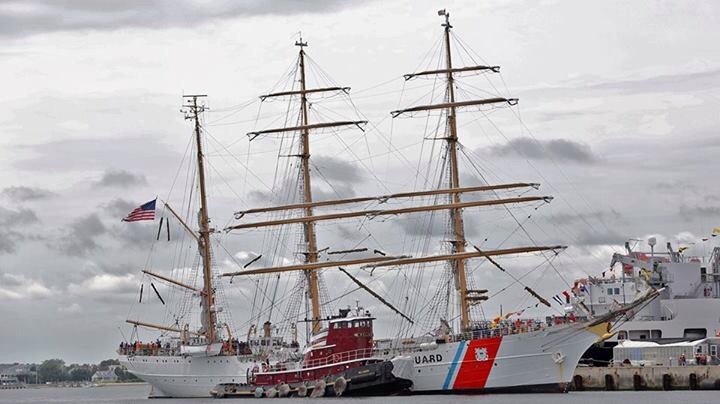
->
388 323 606 392
119 354 254 398
120 323 605 397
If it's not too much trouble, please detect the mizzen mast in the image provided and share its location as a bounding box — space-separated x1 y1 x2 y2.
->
392 10 517 331
183 94 217 342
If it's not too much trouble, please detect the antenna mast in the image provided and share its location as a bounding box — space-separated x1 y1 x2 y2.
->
183 94 216 342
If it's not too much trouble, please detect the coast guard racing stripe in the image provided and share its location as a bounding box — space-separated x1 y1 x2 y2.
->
446 336 502 390
442 340 466 389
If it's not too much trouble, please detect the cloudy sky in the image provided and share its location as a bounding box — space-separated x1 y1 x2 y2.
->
1 0 719 364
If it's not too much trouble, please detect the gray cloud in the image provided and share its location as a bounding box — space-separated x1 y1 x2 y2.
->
0 207 40 227
53 214 107 257
546 210 623 227
0 0 365 38
0 272 24 287
111 222 161 250
0 231 23 254
679 204 720 221
398 215 480 239
93 169 147 188
575 230 626 247
248 155 363 204
1 186 55 202
488 137 599 163
14 136 181 174
311 184 357 200
250 184 357 204
0 207 40 254
654 181 701 195
102 198 138 218
312 155 363 184
587 68 720 95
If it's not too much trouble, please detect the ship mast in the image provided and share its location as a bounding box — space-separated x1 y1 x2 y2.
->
441 11 470 331
184 94 216 342
296 39 323 335
244 39 367 335
388 10 518 331
439 10 472 331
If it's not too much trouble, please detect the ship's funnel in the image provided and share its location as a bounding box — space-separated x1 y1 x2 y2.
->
263 321 272 338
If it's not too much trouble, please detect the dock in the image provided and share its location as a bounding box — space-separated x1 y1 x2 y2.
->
572 365 720 390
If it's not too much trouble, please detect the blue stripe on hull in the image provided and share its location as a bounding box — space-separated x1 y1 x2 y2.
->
442 340 466 390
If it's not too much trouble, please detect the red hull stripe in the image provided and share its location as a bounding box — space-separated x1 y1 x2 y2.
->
452 336 502 390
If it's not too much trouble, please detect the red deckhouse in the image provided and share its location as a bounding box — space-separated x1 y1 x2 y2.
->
252 308 380 386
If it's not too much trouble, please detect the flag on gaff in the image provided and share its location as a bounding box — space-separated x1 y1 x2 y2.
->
122 199 157 222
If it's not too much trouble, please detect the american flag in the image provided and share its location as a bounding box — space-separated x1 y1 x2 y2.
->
122 199 156 222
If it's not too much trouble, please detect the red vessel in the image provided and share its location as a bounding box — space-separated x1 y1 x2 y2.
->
212 307 412 398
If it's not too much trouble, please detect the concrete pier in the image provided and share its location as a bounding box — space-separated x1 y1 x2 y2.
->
572 366 720 390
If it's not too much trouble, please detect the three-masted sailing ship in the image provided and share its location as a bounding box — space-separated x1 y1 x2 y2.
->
118 10 658 397
219 10 656 394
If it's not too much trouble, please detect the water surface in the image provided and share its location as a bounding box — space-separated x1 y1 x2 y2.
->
0 384 717 403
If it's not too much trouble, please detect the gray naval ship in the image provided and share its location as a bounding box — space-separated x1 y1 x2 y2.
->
579 236 720 364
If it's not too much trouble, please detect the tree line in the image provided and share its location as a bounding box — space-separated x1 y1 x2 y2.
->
9 358 140 383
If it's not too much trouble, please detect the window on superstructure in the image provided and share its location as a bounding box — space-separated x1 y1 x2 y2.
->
607 288 614 295
614 288 620 295
683 328 707 339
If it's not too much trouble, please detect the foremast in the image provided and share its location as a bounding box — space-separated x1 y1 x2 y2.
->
296 39 322 335
126 95 219 343
185 94 217 342
245 39 367 335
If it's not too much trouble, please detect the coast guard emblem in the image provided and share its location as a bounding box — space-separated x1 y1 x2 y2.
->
474 347 488 361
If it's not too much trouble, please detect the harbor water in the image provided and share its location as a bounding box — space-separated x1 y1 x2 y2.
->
0 384 717 404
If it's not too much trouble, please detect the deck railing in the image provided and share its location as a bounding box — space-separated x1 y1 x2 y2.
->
298 347 376 370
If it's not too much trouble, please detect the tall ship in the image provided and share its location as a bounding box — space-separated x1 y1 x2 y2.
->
580 236 720 364
118 10 657 397
117 95 287 397
218 10 655 395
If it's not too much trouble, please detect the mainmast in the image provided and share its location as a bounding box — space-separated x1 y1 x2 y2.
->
439 10 472 331
296 39 323 335
244 40 367 335
184 94 216 342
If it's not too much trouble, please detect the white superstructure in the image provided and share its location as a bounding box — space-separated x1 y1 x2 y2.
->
581 239 720 344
